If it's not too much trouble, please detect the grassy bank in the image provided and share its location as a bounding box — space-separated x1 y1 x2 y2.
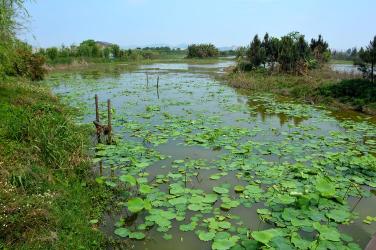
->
0 79 110 249
226 66 376 114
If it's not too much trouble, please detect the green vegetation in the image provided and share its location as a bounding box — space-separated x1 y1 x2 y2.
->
320 79 376 113
331 48 360 62
51 65 376 249
38 41 187 65
236 32 330 74
355 36 376 83
0 1 46 81
187 44 220 58
230 33 376 114
0 1 111 248
0 80 110 249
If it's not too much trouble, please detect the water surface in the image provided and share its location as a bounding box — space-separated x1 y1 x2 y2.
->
47 61 376 249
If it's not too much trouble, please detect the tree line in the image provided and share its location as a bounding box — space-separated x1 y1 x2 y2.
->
37 40 186 64
236 32 330 75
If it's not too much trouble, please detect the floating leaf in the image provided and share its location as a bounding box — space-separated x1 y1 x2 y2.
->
313 222 341 242
213 186 229 194
316 176 336 197
114 228 130 238
198 231 216 241
127 198 150 213
129 232 145 240
119 174 137 186
234 185 245 193
251 229 283 245
326 209 351 223
212 239 236 250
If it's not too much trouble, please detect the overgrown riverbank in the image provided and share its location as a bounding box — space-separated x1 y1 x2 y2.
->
0 79 110 249
226 67 376 115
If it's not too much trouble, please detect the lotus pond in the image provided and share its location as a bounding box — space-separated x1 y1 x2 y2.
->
46 61 376 250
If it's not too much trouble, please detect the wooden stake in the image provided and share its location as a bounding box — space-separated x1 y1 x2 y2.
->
107 99 112 144
146 73 149 87
99 160 103 176
157 76 160 99
95 94 100 142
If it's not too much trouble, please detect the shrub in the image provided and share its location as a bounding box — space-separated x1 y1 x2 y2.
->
187 44 219 58
12 41 46 81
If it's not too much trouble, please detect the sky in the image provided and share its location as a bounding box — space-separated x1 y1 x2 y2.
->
20 0 376 50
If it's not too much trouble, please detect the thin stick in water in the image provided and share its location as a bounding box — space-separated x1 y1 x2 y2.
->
107 99 112 144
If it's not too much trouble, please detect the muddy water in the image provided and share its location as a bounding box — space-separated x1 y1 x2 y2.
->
47 61 376 249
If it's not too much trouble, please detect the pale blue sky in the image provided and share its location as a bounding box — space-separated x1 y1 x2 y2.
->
20 0 376 50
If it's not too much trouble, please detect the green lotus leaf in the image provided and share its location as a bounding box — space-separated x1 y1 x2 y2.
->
251 229 283 245
129 232 145 240
119 174 137 186
316 176 336 198
213 186 229 194
198 231 216 241
326 209 351 223
127 198 146 213
114 228 130 238
234 185 245 193
313 222 341 242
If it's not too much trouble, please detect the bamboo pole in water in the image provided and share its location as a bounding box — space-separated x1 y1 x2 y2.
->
107 99 112 144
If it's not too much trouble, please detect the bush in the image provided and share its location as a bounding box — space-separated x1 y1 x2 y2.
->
12 42 46 81
187 44 219 58
319 79 376 107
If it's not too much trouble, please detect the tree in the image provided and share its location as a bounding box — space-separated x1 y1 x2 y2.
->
187 44 219 58
46 47 58 61
268 37 280 71
0 0 46 80
357 36 376 83
246 35 265 69
278 35 296 72
77 39 100 57
235 46 246 60
111 44 120 58
310 35 330 63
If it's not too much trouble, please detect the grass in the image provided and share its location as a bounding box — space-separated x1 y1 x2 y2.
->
226 66 376 114
0 79 110 249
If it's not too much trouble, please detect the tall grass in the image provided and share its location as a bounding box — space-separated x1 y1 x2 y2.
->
0 79 110 249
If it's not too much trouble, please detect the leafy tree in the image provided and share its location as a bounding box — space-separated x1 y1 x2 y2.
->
187 44 219 58
0 0 46 80
356 36 376 83
77 39 100 57
268 37 280 71
103 47 111 59
111 44 120 58
46 47 58 61
310 35 330 63
246 35 265 69
278 35 296 72
235 46 246 60
261 33 271 68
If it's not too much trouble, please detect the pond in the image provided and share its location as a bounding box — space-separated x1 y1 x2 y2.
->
46 60 376 250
